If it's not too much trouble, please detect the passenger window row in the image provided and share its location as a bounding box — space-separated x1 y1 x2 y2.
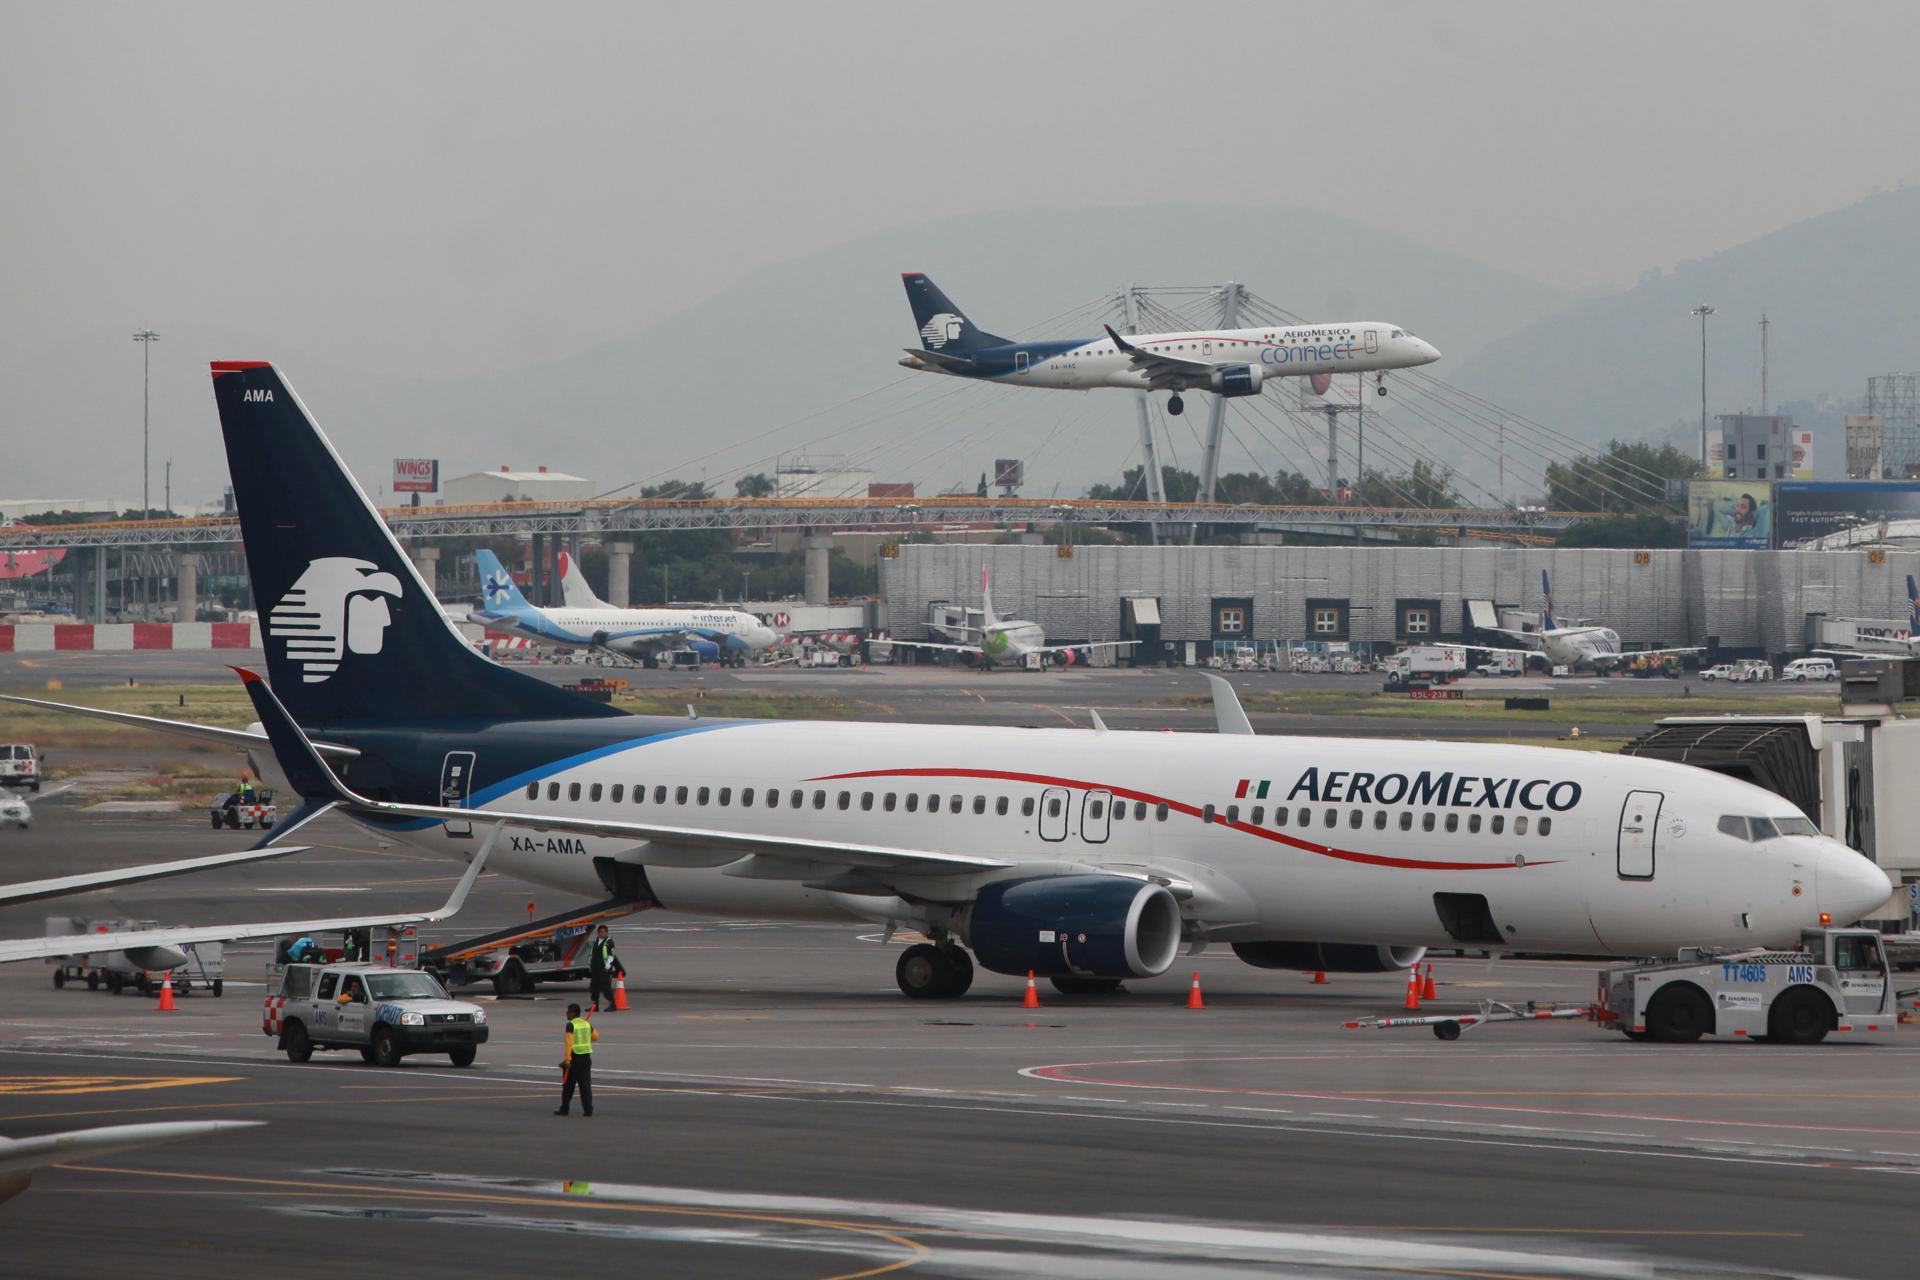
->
517 780 1550 838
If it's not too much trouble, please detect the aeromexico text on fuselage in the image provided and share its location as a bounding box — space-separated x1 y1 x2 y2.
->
950 327 1400 380
1264 768 1581 812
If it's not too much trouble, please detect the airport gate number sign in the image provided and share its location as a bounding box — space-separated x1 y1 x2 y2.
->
392 458 439 494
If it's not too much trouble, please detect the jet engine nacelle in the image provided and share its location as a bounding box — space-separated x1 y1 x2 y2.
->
1208 364 1265 398
963 875 1181 979
1231 941 1427 973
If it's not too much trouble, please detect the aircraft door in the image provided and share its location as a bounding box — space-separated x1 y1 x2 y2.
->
1831 933 1888 1014
440 751 477 838
1081 789 1112 844
1015 351 1030 375
1038 787 1070 841
1364 329 1379 354
1617 789 1661 879
1202 341 1212 357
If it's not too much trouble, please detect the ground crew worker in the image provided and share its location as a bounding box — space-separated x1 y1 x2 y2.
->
341 929 360 962
588 924 620 1012
555 1003 597 1117
239 774 256 806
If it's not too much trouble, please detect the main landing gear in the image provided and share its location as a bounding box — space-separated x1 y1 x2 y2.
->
895 941 975 998
1167 394 1185 416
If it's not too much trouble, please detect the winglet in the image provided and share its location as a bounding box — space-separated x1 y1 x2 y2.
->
1104 324 1142 356
237 671 352 803
1201 673 1255 736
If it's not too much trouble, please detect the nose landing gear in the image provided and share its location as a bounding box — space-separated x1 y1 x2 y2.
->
1375 373 1390 398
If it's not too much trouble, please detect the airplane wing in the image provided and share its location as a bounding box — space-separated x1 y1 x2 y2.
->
0 830 493 965
1475 628 1547 651
0 1121 265 1203
1590 646 1707 669
879 639 984 657
240 669 1011 882
0 845 309 907
1104 324 1219 389
0 694 359 762
1031 640 1140 657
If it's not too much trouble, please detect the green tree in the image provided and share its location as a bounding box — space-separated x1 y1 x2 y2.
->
733 473 776 498
1554 512 1687 547
1545 440 1698 513
1354 459 1460 509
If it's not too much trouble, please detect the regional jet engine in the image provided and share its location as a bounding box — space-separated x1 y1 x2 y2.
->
1208 364 1265 398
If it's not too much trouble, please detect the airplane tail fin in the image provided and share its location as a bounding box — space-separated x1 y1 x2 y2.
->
557 549 610 609
475 549 537 614
980 564 1000 628
1540 570 1558 631
210 362 621 725
1909 575 1918 631
902 273 1009 352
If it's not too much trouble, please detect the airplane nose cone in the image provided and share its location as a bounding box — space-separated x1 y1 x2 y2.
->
1419 339 1442 365
1819 843 1893 925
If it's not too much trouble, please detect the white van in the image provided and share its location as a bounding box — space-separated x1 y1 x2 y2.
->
1782 657 1838 683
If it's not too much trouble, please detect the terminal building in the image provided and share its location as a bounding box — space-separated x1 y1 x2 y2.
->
878 543 1920 664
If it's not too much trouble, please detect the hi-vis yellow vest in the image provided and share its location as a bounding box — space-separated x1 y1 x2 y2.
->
569 1018 594 1055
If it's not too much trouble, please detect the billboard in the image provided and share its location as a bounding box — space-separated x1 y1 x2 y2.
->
392 458 439 494
1687 480 1773 548
993 459 1024 490
1775 481 1920 548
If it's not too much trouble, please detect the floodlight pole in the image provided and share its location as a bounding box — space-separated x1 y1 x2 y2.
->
133 329 159 519
1691 305 1715 471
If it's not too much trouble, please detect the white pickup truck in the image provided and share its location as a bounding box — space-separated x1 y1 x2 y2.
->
263 963 490 1066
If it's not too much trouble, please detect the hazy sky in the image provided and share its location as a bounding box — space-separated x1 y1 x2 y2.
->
4 1 1918 498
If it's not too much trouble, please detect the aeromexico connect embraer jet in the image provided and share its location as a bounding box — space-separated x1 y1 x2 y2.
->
1481 571 1704 674
470 548 775 667
0 362 1893 1022
898 273 1442 416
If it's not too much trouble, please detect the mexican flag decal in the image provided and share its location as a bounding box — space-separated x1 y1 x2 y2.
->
1234 779 1271 800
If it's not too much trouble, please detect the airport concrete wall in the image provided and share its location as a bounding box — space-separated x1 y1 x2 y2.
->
878 544 1920 655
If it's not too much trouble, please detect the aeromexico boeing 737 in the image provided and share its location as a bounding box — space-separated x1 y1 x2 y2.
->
898 273 1442 416
0 362 1892 1020
470 548 776 667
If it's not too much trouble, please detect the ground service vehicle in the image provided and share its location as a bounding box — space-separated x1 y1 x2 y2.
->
264 963 489 1066
0 743 41 791
0 792 27 830
211 789 276 829
1597 928 1897 1044
1782 657 1838 682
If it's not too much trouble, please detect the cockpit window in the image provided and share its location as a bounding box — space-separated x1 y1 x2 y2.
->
1390 329 1404 338
1719 814 1819 841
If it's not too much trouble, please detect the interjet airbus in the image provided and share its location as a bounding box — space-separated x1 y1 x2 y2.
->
1 362 1892 1029
470 549 776 667
898 273 1442 416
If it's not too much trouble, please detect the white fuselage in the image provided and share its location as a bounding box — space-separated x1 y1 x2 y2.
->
473 605 777 657
392 720 1888 959
1518 626 1622 670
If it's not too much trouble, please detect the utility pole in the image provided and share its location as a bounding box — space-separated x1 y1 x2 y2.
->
164 458 172 516
132 329 159 519
1759 313 1769 415
1690 305 1715 470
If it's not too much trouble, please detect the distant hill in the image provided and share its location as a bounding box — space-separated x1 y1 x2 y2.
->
0 204 1574 501
1447 188 1920 464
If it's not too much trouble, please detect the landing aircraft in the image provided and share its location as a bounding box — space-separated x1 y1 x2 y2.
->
1482 571 1704 674
882 566 1136 671
898 273 1441 416
3 361 1892 1004
469 549 776 667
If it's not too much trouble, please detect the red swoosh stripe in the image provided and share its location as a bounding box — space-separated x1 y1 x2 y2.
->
808 767 1551 872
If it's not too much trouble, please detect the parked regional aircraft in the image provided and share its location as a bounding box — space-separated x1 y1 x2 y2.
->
898 273 1441 416
1481 571 1704 674
470 549 776 667
885 566 1135 671
1 362 1892 1007
1813 576 1920 659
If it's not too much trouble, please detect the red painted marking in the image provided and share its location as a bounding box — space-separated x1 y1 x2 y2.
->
53 623 93 650
809 766 1551 872
132 622 172 650
1233 778 1249 800
0 625 12 653
211 622 252 648
229 665 262 685
209 360 271 374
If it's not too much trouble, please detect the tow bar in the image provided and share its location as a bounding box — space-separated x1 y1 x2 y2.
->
1346 1000 1591 1041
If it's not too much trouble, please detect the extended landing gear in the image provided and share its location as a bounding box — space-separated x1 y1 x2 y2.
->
1375 373 1390 398
895 942 975 999
1167 394 1185 416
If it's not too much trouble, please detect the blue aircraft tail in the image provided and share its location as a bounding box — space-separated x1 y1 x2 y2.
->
209 361 621 726
1540 570 1558 631
1909 575 1918 632
901 273 1009 352
475 549 536 615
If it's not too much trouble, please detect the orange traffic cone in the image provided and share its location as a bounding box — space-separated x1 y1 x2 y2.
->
1022 970 1040 1009
612 975 631 1011
1310 970 1329 985
1186 971 1205 1010
1403 968 1421 1011
1422 963 1439 1001
156 975 176 1012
